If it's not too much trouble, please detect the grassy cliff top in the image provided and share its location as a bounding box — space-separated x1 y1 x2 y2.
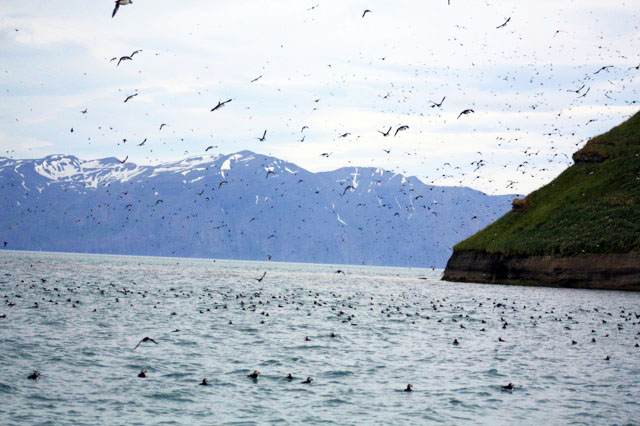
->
454 111 640 256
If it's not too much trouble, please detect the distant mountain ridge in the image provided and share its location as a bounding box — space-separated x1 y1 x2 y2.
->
0 151 515 267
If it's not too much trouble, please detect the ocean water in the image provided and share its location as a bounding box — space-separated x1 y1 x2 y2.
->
0 251 639 425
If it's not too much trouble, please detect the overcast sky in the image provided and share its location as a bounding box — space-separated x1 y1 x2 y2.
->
1 0 639 194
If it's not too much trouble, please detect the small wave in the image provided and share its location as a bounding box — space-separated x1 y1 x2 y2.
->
322 370 354 378
485 368 501 377
0 382 15 394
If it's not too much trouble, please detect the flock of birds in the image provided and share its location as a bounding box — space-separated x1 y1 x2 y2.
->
85 0 594 191
1 2 639 413
1 0 637 201
5 259 639 397
1 2 638 262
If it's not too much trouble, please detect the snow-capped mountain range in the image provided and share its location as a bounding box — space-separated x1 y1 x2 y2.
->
0 151 516 267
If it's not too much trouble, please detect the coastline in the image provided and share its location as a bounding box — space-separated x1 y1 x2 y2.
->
442 249 640 291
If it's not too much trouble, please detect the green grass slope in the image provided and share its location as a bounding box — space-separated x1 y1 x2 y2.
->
454 111 640 256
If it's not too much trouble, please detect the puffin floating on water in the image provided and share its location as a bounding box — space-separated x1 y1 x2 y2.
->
501 383 514 391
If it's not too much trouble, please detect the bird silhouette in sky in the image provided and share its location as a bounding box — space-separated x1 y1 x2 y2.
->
112 0 132 18
496 17 511 29
211 99 232 112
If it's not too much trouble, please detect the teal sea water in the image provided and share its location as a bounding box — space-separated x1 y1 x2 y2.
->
1 251 639 425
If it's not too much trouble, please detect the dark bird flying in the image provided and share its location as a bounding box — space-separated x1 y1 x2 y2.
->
211 99 232 112
394 125 409 136
342 185 355 196
133 336 158 350
112 0 132 18
594 66 613 74
429 96 446 108
496 17 511 29
457 109 474 119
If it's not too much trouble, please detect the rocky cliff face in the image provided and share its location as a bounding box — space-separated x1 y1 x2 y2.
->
442 250 640 291
442 112 640 291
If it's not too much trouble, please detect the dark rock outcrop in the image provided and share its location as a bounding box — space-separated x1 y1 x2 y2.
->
442 250 640 291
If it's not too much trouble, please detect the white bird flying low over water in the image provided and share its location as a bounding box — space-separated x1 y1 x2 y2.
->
112 0 132 18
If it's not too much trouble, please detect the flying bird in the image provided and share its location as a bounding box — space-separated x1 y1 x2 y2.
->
250 75 262 83
159 123 168 130
594 65 613 74
138 138 147 146
81 108 88 114
429 96 446 108
362 9 372 18
133 336 158 350
378 126 392 137
211 99 232 111
254 272 267 282
117 56 132 66
567 84 585 94
112 0 132 18
218 180 228 189
394 125 409 136
320 152 332 157
118 156 128 164
257 130 267 142
339 132 351 138
342 185 355 196
457 109 474 119
205 146 214 151
124 93 138 103
496 17 511 29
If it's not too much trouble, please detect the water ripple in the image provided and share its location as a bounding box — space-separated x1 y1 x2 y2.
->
1 251 639 424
